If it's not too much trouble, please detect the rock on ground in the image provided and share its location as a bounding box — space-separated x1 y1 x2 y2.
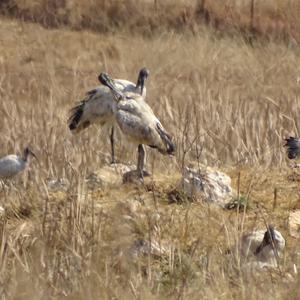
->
47 178 70 191
288 210 300 238
130 238 169 258
0 205 4 216
85 163 135 188
180 165 235 206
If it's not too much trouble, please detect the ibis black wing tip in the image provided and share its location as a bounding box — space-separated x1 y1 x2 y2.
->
68 103 85 131
156 123 176 155
284 136 296 144
284 136 300 159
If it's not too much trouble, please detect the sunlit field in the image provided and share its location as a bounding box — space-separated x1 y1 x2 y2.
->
1 1 300 299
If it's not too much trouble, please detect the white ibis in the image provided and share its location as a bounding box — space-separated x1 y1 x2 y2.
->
98 72 175 180
68 68 149 163
0 147 37 179
240 225 285 268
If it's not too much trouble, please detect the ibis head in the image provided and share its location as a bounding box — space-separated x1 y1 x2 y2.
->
98 72 123 101
23 147 37 161
255 225 276 255
136 67 149 96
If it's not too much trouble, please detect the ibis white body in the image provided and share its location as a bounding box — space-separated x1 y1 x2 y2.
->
0 155 28 178
0 148 35 179
240 228 285 268
113 94 174 154
68 79 147 134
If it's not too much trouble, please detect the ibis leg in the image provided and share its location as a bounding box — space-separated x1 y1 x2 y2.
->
110 126 115 164
137 144 145 179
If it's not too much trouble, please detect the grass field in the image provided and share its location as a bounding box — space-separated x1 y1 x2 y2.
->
1 1 300 299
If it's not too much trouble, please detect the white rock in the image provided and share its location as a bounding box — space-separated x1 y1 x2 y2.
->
0 205 5 216
85 172 103 188
288 210 300 238
47 178 70 191
130 239 169 258
181 165 235 206
116 199 141 217
85 163 135 188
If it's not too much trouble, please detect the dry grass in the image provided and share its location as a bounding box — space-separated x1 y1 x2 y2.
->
1 0 300 42
1 4 300 299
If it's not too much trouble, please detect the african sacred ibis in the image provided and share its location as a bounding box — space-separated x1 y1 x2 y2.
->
284 136 300 159
0 147 37 179
240 225 285 268
68 68 149 163
98 72 175 180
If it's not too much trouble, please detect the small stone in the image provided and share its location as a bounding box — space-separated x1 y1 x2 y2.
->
47 178 70 191
86 163 135 188
130 238 168 258
116 199 141 216
288 210 300 238
122 170 151 184
0 206 5 216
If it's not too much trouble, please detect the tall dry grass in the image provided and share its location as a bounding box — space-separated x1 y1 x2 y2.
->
0 4 300 299
1 0 300 42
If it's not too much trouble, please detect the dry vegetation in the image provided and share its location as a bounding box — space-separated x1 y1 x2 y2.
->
1 1 300 299
1 0 300 42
